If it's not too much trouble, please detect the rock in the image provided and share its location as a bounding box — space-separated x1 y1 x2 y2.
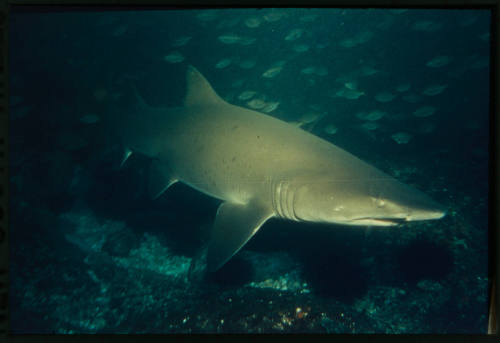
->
102 227 140 257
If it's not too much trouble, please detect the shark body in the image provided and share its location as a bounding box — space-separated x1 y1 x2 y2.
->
113 66 445 272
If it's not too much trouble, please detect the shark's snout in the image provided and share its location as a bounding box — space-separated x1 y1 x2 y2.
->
406 207 446 222
377 179 447 224
346 185 447 227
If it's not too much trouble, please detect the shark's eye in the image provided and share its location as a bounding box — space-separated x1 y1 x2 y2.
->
371 197 386 207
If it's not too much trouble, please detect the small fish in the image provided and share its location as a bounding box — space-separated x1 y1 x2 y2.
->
356 110 385 121
412 20 443 32
262 66 283 78
301 66 316 75
426 55 452 68
334 88 365 100
391 132 412 144
324 124 338 135
262 102 280 113
340 31 373 48
216 17 241 30
374 92 396 103
215 58 232 69
299 112 322 124
422 84 448 96
344 82 358 90
340 39 358 48
172 36 192 47
164 51 185 63
285 28 304 41
263 11 284 22
293 44 309 53
413 106 437 117
247 98 267 110
196 11 218 21
218 34 242 44
217 33 256 45
361 122 379 131
238 91 257 101
245 17 261 28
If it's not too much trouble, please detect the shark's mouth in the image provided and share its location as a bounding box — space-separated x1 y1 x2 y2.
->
350 217 408 226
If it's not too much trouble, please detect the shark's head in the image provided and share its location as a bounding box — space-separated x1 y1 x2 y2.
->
288 174 446 227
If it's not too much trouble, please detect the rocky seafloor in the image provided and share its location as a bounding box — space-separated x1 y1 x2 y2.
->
8 141 489 334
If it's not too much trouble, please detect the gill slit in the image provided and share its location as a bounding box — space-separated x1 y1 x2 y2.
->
285 181 298 221
291 185 299 221
272 179 283 219
282 181 289 219
272 179 299 221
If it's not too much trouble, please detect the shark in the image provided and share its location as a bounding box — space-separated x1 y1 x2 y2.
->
111 65 446 272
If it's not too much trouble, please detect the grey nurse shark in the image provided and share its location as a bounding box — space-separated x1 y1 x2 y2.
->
112 65 446 272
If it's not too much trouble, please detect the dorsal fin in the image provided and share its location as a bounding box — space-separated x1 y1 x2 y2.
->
184 65 225 107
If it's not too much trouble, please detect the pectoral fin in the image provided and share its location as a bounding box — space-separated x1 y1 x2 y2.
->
148 160 177 200
207 200 273 272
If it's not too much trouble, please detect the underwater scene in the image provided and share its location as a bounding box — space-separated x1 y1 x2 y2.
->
9 8 490 333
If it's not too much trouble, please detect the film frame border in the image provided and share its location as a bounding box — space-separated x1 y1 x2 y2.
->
0 0 498 340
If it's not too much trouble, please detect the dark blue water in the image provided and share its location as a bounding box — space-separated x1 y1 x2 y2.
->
9 8 490 333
